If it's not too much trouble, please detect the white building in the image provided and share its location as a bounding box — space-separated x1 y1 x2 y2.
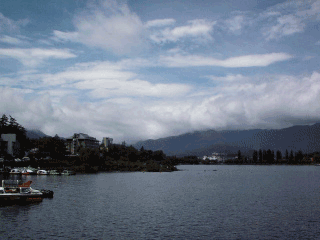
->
0 133 18 156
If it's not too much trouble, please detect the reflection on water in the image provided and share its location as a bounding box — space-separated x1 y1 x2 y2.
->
0 165 320 239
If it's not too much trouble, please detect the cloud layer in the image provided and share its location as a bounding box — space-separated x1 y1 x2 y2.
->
0 0 320 143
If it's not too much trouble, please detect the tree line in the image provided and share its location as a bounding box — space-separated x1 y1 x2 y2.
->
224 149 316 164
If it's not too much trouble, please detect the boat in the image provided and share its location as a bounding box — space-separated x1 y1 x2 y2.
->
37 170 48 175
21 168 36 175
0 180 43 205
10 168 22 174
48 170 60 175
61 170 75 175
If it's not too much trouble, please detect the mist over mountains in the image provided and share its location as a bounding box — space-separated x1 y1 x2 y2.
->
134 123 320 157
26 129 50 139
26 123 320 157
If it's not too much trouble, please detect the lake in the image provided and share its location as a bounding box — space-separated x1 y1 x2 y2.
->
0 165 319 239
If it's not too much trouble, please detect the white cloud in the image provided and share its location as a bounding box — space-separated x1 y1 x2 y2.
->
54 1 146 55
263 14 305 40
145 72 320 134
145 19 176 28
225 15 245 33
208 74 249 82
149 19 215 44
52 30 79 42
0 48 77 67
37 60 192 98
0 35 27 45
40 61 136 86
84 79 191 98
1 72 320 143
159 52 293 68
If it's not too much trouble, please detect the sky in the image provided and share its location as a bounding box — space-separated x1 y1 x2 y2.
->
0 0 320 144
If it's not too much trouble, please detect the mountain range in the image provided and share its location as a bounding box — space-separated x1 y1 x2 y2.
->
133 123 320 157
26 129 50 139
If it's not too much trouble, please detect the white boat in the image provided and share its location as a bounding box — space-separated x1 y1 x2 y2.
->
10 168 22 174
48 170 60 175
37 170 48 175
61 170 75 175
21 168 35 175
0 180 43 204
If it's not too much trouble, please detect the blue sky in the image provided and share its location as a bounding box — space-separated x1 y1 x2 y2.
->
0 0 320 143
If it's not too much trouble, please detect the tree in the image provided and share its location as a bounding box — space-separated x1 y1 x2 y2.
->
276 150 282 163
289 150 294 163
237 150 242 162
153 150 166 162
0 114 9 130
295 150 304 164
259 149 263 163
285 149 289 160
262 150 267 164
252 150 258 163
9 115 19 129
266 149 273 164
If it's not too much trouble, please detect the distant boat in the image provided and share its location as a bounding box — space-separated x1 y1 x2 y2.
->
37 170 48 175
10 168 21 174
21 169 35 175
48 170 60 175
61 170 75 175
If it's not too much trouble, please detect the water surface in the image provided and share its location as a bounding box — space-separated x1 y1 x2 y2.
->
0 165 319 239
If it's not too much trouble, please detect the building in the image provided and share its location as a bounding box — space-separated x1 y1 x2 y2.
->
66 133 100 155
102 137 113 148
0 133 19 156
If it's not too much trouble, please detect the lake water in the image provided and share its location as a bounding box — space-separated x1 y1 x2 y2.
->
0 165 320 239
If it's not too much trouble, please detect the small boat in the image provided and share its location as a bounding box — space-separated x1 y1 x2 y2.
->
37 170 48 175
61 170 75 175
48 170 60 175
10 168 21 174
21 168 36 175
0 180 43 205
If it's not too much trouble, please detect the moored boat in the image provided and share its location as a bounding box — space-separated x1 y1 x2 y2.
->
37 170 48 175
0 180 44 205
61 170 75 175
10 168 22 174
48 170 60 175
21 168 35 175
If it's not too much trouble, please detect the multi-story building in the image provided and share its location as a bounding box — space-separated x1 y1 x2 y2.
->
66 133 100 155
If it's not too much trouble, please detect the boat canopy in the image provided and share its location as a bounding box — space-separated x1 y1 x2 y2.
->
2 180 23 188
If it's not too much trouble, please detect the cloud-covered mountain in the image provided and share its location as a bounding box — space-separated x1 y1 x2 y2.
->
26 129 50 139
134 123 320 157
